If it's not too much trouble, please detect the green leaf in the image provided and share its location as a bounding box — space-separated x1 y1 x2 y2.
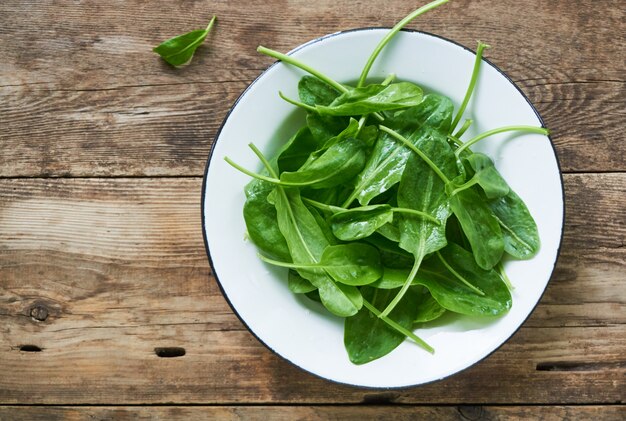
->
345 94 454 206
488 190 540 259
374 243 512 316
414 290 447 323
267 187 362 316
449 185 504 270
243 179 290 261
456 153 510 199
279 137 367 189
276 126 320 173
330 205 394 241
287 270 317 294
298 75 342 106
344 286 421 364
153 16 216 67
315 82 423 116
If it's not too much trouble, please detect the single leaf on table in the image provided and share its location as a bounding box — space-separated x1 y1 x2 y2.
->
488 190 540 259
315 82 423 116
267 187 362 317
449 185 504 270
279 137 367 189
344 286 421 365
153 16 216 66
346 94 454 206
375 243 512 316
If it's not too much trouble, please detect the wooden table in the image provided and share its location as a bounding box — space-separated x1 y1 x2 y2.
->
1 0 624 419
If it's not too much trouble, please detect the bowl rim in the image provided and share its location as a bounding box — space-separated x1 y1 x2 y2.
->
200 27 565 390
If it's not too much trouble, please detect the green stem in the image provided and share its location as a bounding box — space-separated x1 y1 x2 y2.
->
357 0 450 87
379 125 450 184
436 252 485 295
448 177 479 196
258 254 321 270
279 91 317 112
257 46 349 94
497 262 515 291
453 118 473 139
392 207 441 225
447 134 463 147
380 252 423 317
224 157 281 184
363 299 434 353
248 143 278 178
455 125 550 157
205 15 217 32
450 42 490 133
302 197 345 214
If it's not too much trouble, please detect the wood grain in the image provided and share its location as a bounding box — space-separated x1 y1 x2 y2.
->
1 405 624 421
0 174 623 404
1 0 624 176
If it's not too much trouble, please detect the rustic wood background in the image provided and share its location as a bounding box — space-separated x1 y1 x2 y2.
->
1 0 624 419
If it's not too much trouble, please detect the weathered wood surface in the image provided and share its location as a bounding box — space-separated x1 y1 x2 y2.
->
1 406 624 421
0 0 624 176
0 0 624 416
0 175 624 404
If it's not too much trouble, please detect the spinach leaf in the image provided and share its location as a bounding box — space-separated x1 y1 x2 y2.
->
243 179 290 261
375 243 511 316
276 126 320 173
267 187 362 316
379 127 457 316
288 270 317 294
414 290 447 323
449 153 509 199
260 243 382 286
306 113 350 145
488 190 540 259
153 16 216 67
344 286 421 364
279 137 366 189
298 75 342 106
449 185 504 270
365 233 414 269
344 94 454 206
315 82 423 116
330 205 394 241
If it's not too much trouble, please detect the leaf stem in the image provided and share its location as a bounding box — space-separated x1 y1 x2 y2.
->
302 197 346 214
447 177 479 196
455 125 550 157
257 46 349 94
248 143 279 178
379 125 450 184
497 262 515 291
392 207 441 225
363 298 434 353
205 15 217 32
379 253 423 317
357 0 450 87
453 118 473 139
258 253 319 269
279 91 317 112
224 157 281 184
450 42 490 133
436 251 485 295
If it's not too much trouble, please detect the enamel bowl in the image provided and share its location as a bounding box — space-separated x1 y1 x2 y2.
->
202 29 564 388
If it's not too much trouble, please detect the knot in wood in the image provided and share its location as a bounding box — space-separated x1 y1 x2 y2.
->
30 305 49 321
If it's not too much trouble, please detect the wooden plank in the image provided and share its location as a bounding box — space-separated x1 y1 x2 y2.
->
1 0 624 176
0 406 624 421
0 174 623 404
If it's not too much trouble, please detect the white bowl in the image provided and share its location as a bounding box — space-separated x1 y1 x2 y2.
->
202 29 564 388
